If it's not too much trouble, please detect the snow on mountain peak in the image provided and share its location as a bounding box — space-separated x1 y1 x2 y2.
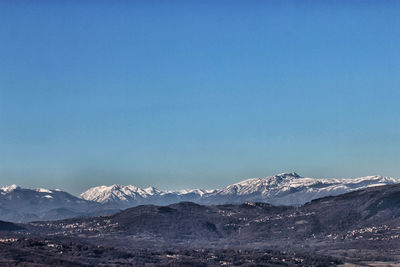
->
35 188 53 193
79 184 163 204
144 186 161 195
79 173 399 206
225 172 303 193
0 184 20 193
275 172 302 179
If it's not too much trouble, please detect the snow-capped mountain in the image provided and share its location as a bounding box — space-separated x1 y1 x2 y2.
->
1 172 398 222
80 184 214 208
80 184 161 204
199 172 399 205
80 172 399 207
0 185 117 223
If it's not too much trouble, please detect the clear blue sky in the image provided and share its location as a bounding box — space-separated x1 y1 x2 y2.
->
1 0 399 195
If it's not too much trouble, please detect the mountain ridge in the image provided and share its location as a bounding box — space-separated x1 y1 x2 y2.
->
1 172 398 222
80 172 399 207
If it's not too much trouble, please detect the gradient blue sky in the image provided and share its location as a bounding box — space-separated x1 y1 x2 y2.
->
1 0 399 195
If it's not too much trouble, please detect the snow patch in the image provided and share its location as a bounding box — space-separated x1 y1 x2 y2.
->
0 184 19 194
35 188 52 193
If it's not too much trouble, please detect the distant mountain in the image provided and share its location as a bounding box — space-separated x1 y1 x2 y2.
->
4 183 400 266
0 185 118 223
1 172 398 222
80 185 163 206
80 172 399 207
28 183 400 249
80 183 213 208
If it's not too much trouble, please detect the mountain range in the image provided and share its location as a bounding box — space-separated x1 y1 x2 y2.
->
1 172 398 222
3 182 400 265
30 182 400 245
80 172 398 207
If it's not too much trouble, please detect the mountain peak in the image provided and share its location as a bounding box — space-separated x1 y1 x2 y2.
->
144 186 161 195
275 172 302 179
276 172 302 178
0 184 20 193
110 184 122 190
34 188 53 193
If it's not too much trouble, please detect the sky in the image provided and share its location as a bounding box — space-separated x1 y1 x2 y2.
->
0 0 399 195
